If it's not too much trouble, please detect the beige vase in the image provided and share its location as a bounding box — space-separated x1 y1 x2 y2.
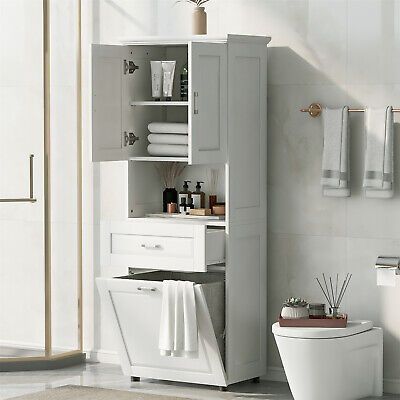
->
193 7 207 35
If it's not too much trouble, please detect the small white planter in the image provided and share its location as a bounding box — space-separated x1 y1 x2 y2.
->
281 306 309 319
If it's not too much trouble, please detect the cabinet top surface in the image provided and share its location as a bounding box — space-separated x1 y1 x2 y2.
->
119 34 271 46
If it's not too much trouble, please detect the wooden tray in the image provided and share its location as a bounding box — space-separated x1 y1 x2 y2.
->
278 314 348 328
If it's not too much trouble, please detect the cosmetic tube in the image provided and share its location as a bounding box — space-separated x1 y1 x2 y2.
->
162 61 176 100
150 61 162 100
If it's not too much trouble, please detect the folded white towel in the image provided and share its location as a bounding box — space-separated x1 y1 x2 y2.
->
148 133 188 145
159 280 198 358
148 122 188 134
148 144 188 157
321 107 350 197
363 107 393 198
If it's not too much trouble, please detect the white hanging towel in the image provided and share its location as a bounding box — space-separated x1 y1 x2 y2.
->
321 106 350 197
148 133 188 145
363 107 394 198
159 280 198 358
147 144 188 157
148 122 188 134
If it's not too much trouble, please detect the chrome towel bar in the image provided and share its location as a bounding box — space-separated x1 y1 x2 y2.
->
300 103 400 118
0 154 37 203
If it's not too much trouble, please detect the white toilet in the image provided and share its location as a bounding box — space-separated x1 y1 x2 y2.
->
272 320 383 400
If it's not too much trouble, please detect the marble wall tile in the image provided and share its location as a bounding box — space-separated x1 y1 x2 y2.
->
347 0 400 85
346 237 400 380
267 233 347 368
51 222 79 351
0 0 42 87
267 84 347 236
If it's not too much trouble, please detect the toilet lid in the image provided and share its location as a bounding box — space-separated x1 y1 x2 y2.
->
272 320 373 339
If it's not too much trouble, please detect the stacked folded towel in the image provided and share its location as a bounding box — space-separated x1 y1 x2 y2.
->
147 122 188 157
363 107 394 198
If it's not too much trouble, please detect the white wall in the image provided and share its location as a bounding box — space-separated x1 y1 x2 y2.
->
88 0 400 393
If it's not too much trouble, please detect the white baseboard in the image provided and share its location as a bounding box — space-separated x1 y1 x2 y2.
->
265 366 400 395
86 348 120 365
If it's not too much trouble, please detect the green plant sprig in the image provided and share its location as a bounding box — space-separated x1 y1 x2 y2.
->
283 297 308 308
176 0 210 6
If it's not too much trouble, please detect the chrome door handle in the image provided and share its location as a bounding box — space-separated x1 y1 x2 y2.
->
193 91 199 115
140 244 161 250
137 287 157 292
0 154 37 203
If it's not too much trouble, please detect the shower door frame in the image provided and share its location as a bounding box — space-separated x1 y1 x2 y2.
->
0 0 85 371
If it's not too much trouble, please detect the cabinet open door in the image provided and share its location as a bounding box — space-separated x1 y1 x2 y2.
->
189 42 227 165
92 45 138 162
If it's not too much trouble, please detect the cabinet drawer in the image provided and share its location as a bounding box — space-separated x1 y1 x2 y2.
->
101 220 225 272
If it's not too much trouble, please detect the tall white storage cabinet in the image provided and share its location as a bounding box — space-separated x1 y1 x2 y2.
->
93 35 269 389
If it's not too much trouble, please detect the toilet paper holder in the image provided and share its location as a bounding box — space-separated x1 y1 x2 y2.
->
375 256 400 275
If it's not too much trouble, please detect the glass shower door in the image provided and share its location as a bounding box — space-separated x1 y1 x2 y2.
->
0 0 46 358
0 0 83 368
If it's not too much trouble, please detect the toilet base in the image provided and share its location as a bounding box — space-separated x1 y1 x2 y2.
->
274 327 383 400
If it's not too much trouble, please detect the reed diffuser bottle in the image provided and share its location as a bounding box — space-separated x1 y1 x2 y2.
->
155 162 186 212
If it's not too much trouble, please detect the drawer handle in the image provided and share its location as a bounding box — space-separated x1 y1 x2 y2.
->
137 287 157 292
141 244 161 250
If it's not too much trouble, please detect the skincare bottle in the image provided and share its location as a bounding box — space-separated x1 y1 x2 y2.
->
192 181 205 209
180 63 188 101
162 61 176 101
178 180 191 204
179 197 187 214
187 197 194 211
150 61 162 100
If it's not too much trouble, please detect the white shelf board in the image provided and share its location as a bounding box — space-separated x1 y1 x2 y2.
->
129 156 188 162
130 101 188 107
120 36 227 46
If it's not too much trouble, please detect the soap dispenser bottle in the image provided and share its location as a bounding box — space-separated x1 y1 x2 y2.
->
179 197 187 214
192 181 205 209
178 180 191 205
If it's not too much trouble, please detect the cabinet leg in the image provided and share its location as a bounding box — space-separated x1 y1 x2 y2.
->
252 377 260 383
131 376 140 382
219 386 228 392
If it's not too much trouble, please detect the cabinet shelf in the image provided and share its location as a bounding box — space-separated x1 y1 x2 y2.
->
130 101 189 107
129 156 188 162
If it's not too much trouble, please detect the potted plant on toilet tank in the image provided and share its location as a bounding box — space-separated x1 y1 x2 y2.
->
281 297 309 319
177 0 210 35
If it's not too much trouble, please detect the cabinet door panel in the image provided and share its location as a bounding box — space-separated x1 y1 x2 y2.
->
92 45 132 161
189 43 227 165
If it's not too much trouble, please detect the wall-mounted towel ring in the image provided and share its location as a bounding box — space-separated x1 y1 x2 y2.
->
300 103 400 118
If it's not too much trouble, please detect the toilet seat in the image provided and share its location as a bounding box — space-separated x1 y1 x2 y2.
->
272 320 373 339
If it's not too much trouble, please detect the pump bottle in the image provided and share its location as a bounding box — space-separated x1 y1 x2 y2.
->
192 181 205 209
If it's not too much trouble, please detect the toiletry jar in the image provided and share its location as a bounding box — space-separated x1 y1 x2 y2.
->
101 220 225 273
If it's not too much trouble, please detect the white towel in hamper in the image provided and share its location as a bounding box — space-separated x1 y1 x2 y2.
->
148 122 188 134
159 280 198 358
148 133 188 145
363 107 394 198
147 144 188 157
321 106 350 197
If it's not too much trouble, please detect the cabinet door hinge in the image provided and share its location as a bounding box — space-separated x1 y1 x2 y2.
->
124 60 139 75
123 132 139 147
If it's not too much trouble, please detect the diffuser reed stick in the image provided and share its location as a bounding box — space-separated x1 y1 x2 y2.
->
315 273 352 318
207 168 219 195
155 162 186 188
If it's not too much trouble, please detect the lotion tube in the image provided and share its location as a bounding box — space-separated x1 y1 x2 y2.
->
162 61 176 100
150 61 162 100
